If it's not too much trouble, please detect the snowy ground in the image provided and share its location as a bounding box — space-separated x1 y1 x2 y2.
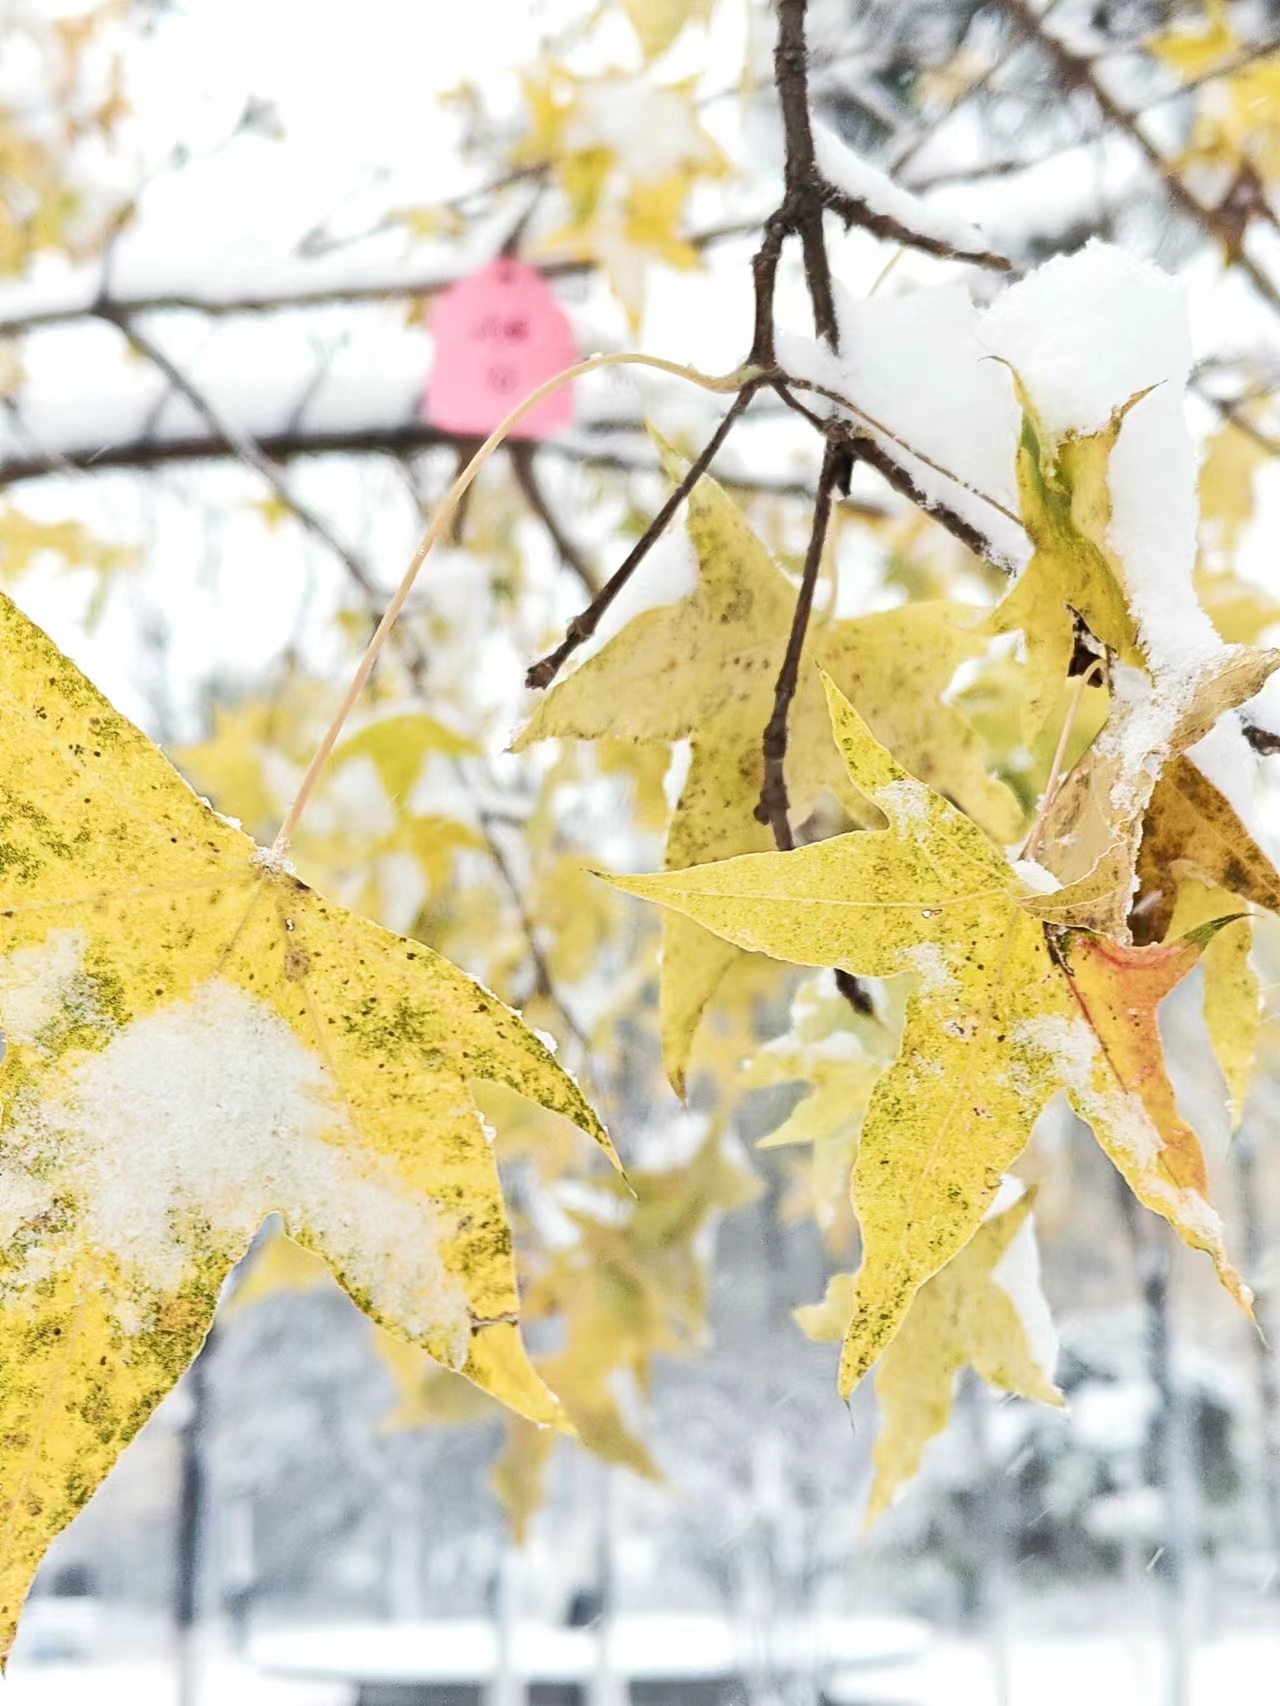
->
3 1636 1280 1705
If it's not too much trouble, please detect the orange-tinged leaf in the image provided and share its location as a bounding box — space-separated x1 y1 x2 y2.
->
1050 920 1251 1307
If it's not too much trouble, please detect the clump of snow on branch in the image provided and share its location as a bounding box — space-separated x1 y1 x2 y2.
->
812 124 997 257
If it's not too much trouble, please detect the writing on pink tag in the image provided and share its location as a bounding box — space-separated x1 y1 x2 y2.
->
425 258 577 440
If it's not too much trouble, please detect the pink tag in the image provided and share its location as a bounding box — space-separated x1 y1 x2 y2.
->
425 258 577 440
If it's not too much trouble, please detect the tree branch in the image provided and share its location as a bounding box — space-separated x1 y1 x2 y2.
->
509 441 599 595
0 220 763 341
0 411 891 510
755 441 842 844
524 382 760 691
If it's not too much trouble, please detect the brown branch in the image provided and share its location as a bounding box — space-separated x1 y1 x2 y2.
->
755 441 843 844
818 183 1012 272
508 441 599 595
776 0 839 349
524 382 760 690
0 413 887 509
1243 721 1280 757
0 220 764 341
840 424 1000 562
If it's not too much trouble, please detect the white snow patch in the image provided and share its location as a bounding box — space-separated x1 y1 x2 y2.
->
980 243 1188 440
0 974 470 1361
901 941 954 996
0 928 95 1047
981 243 1220 681
0 1169 54 1250
1012 859 1061 896
1096 664 1196 826
813 123 996 257
250 843 296 878
874 777 931 833
776 283 1026 567
780 243 1225 694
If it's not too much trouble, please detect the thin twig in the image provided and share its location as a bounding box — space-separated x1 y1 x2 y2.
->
101 313 379 602
508 442 599 595
755 441 843 844
524 382 760 691
775 0 839 348
819 184 1012 272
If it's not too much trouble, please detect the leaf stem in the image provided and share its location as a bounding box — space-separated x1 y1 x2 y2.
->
275 352 760 853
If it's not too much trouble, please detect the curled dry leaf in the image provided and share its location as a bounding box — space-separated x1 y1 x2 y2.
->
1033 645 1280 931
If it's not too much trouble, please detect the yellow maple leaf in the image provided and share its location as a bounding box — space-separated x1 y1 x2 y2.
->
747 974 901 1251
610 675 1251 1398
1137 752 1280 937
512 63 726 323
491 1416 558 1544
797 1191 1061 1521
0 592 612 1658
1198 422 1268 569
374 1329 497 1431
988 374 1147 739
516 469 1020 1091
